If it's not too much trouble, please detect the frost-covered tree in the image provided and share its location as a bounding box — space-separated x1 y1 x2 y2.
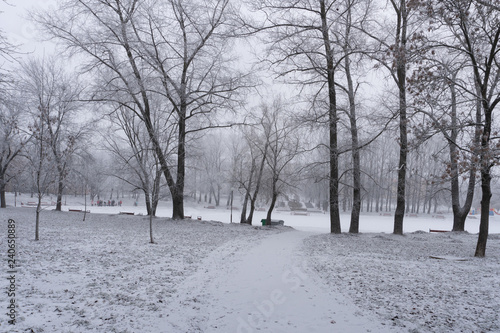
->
34 0 251 220
0 97 29 208
19 56 88 212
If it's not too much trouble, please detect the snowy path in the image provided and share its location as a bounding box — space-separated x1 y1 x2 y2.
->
157 230 395 333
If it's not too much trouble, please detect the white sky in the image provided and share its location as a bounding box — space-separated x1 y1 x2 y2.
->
0 0 57 55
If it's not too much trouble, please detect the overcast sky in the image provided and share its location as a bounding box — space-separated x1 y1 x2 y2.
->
0 0 57 55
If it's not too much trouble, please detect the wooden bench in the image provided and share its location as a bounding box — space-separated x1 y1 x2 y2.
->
119 212 135 215
429 229 449 233
292 211 309 216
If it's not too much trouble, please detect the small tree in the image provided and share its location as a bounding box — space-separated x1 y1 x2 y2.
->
26 110 57 241
20 56 87 212
236 114 270 225
262 100 301 224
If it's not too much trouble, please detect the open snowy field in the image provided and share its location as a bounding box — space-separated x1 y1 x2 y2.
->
1 193 499 332
11 192 499 234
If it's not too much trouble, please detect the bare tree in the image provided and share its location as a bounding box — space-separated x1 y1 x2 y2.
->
235 111 271 225
248 0 351 233
423 0 500 257
24 108 57 240
359 0 430 234
0 97 29 207
199 133 227 207
20 56 88 212
408 54 481 231
385 0 409 235
330 0 376 233
34 0 251 219
105 103 174 218
0 2 25 207
262 99 301 224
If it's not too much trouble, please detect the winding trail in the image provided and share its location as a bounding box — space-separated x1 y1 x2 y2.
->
158 230 395 332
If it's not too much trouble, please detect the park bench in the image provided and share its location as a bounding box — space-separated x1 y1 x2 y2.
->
261 219 285 226
69 209 89 213
429 229 449 233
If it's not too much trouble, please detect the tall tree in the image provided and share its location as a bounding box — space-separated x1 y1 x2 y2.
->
0 1 24 207
34 0 250 219
362 0 427 234
249 0 347 233
387 0 409 235
420 0 500 257
408 56 480 231
332 0 375 232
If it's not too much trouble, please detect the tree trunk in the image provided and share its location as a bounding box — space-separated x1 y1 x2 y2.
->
344 5 361 234
171 188 184 220
149 213 154 244
247 144 268 225
393 0 408 235
216 184 221 206
145 191 152 216
475 101 493 257
35 203 41 241
240 162 255 224
320 0 341 234
151 170 161 217
55 172 64 211
0 173 6 208
451 82 480 231
240 191 250 224
247 196 258 225
475 166 491 257
265 190 278 226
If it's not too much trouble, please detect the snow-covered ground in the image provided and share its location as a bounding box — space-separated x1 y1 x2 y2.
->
14 192 499 234
1 193 499 332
